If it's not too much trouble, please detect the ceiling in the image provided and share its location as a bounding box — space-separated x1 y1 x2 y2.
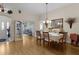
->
3 3 70 15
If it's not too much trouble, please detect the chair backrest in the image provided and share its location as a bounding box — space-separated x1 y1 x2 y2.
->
59 32 67 39
36 31 41 39
43 32 50 41
70 33 77 41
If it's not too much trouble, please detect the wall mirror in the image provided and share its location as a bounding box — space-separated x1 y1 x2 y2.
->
51 18 63 29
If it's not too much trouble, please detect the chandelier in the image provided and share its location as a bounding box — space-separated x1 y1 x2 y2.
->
0 4 13 14
44 3 51 28
0 3 21 14
44 3 48 28
0 4 5 12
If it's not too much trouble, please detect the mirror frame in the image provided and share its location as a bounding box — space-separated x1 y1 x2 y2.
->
51 18 63 29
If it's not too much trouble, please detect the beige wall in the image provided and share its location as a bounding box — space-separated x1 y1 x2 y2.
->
40 4 79 43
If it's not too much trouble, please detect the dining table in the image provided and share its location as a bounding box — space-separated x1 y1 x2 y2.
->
49 32 63 42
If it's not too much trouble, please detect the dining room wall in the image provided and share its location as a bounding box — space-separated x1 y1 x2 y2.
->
39 4 79 43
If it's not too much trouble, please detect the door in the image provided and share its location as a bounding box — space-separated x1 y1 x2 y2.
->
0 16 11 42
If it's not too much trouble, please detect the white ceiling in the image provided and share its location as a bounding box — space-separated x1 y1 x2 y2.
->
3 3 70 15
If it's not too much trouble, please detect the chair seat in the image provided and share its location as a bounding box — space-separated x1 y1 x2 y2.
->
44 38 53 42
37 36 41 39
52 39 59 42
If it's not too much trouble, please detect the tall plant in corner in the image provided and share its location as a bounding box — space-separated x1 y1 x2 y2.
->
66 18 76 29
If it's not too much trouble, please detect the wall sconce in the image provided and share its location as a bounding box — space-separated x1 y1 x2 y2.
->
66 18 76 29
18 10 21 14
7 10 13 14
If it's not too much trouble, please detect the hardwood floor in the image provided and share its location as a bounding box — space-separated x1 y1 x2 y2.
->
0 36 79 55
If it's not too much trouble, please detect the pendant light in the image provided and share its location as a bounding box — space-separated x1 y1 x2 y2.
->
45 3 48 28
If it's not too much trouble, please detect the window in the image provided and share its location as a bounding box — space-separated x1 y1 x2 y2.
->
40 21 43 30
1 22 4 30
7 22 9 29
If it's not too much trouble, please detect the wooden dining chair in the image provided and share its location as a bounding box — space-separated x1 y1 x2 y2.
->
43 32 53 47
36 31 42 45
58 32 67 48
59 32 67 44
